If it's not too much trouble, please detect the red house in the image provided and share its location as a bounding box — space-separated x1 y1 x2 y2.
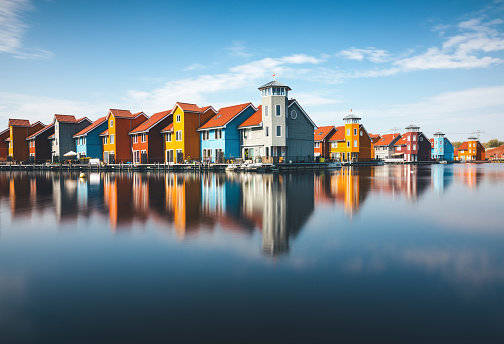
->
314 126 336 159
0 128 9 161
26 124 55 163
393 124 431 162
129 110 173 163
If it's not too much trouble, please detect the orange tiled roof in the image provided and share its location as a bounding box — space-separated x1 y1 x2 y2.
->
239 106 262 128
457 142 468 151
54 114 77 123
26 123 54 140
175 102 203 113
314 126 335 141
9 119 31 127
73 117 107 137
429 138 434 145
99 129 109 136
109 109 133 118
328 126 345 141
48 134 55 139
161 123 173 133
199 103 253 130
375 133 401 146
130 110 171 134
394 135 408 146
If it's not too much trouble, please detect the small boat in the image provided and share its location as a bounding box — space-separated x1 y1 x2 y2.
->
440 160 447 164
225 164 239 172
326 161 342 169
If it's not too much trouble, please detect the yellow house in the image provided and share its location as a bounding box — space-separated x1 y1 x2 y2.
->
328 114 373 162
161 102 216 163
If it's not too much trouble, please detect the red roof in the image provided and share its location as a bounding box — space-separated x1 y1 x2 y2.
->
199 103 253 130
175 102 203 113
394 135 408 146
48 134 54 139
457 142 468 151
328 126 345 141
239 106 262 128
130 110 171 134
375 133 401 146
100 129 109 136
54 114 77 123
429 138 434 145
73 117 107 137
109 109 133 118
9 119 31 127
161 123 173 133
26 123 54 140
314 126 335 141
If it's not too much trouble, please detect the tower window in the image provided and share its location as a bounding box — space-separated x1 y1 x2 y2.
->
276 105 281 116
264 105 269 117
276 126 281 137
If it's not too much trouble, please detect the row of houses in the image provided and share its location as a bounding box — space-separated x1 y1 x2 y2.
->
0 80 491 164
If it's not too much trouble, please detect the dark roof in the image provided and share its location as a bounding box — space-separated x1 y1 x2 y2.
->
9 119 31 127
405 124 420 129
343 114 361 120
26 124 54 140
54 114 77 123
258 80 292 91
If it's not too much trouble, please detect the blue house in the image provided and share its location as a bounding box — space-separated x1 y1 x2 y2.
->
431 131 454 161
198 103 257 162
73 116 108 159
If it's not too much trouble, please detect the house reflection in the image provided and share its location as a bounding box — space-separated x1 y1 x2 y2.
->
455 165 484 189
431 165 454 195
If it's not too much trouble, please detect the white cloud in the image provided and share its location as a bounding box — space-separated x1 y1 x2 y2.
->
338 48 391 63
0 0 51 59
183 63 210 71
226 41 252 59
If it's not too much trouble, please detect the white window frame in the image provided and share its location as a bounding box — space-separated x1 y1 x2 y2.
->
166 132 172 142
264 105 269 117
314 142 320 148
347 129 350 136
133 135 138 144
354 140 357 147
110 119 113 127
265 126 269 137
276 125 282 137
104 136 108 145
176 114 181 122
141 133 146 143
276 105 281 116
110 134 114 144
176 130 182 141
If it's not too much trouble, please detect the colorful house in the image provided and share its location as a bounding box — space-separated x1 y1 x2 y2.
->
101 109 148 163
455 136 486 161
198 102 257 163
7 119 45 162
239 81 316 162
430 131 454 161
129 110 172 164
374 133 402 160
486 145 504 160
328 114 373 162
393 124 431 162
73 116 108 159
0 128 9 161
314 126 337 159
26 124 55 163
162 103 216 163
52 115 92 162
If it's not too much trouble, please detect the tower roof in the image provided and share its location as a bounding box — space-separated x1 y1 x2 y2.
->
405 124 420 129
433 131 445 136
343 114 361 120
467 136 478 140
258 80 291 91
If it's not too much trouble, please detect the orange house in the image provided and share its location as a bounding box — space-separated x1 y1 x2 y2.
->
455 136 486 161
162 103 216 163
100 109 148 163
7 119 45 162
314 126 336 159
129 110 172 164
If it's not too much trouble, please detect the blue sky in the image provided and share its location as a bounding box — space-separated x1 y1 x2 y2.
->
1 0 503 141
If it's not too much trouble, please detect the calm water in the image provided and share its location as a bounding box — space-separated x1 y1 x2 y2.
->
1 164 504 343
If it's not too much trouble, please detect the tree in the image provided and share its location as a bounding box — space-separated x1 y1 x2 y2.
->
452 141 463 148
485 139 504 148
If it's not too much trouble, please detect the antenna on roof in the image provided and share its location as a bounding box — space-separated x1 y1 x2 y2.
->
471 129 485 139
389 126 401 133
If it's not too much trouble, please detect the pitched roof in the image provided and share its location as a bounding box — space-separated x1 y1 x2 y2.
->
54 114 77 123
238 106 262 128
375 133 401 146
457 142 468 151
370 134 381 144
160 123 174 133
9 119 31 127
429 138 434 145
48 134 55 139
314 126 335 141
199 103 254 130
258 80 292 91
394 135 408 146
0 128 8 136
130 110 171 134
288 99 317 128
328 126 345 141
175 102 203 113
26 123 54 140
73 117 107 137
109 109 133 118
99 129 109 137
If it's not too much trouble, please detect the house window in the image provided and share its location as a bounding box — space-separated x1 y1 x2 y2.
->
110 119 113 127
176 130 182 141
83 137 86 145
347 129 350 136
420 136 423 141
407 136 410 141
133 135 138 144
413 144 416 150
314 142 320 148
176 114 181 122
266 127 269 137
276 125 281 137
332 142 337 148
202 131 208 141
354 140 357 147
166 133 172 142
141 133 146 142
104 136 108 144
291 110 297 119
110 134 114 144
286 126 288 138
276 105 281 116
407 145 410 150
398 146 401 151
264 106 269 117
215 129 222 140
347 141 350 147
354 128 357 136
413 135 416 141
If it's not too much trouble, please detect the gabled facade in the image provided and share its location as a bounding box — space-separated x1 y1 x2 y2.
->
486 145 504 160
163 103 216 163
393 124 431 162
0 128 9 161
8 119 45 162
73 116 108 159
129 110 172 164
314 126 336 158
198 102 257 163
101 109 148 163
52 115 92 161
455 136 486 161
374 133 402 160
26 124 55 162
328 114 374 162
239 81 316 162
431 131 454 161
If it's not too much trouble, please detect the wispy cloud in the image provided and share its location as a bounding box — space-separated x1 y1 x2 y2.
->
183 63 210 71
226 41 253 59
338 48 391 63
0 0 52 59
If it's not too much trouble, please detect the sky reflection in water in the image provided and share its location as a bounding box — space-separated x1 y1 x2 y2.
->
0 164 503 343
